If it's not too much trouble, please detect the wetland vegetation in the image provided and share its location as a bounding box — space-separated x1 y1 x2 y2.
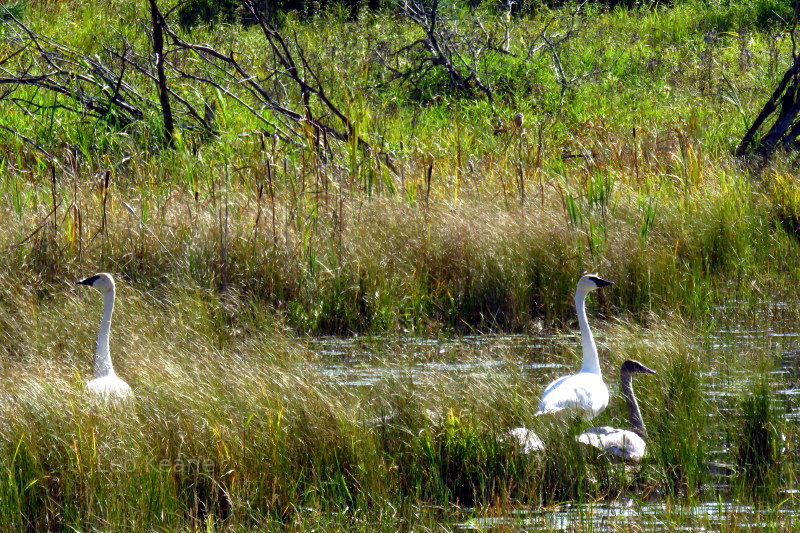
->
1 0 800 529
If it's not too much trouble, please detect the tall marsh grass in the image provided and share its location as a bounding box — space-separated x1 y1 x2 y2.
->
1 166 797 335
1 282 784 529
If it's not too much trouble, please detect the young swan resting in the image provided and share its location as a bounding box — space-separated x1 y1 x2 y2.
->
507 426 545 454
577 359 655 462
536 274 613 419
77 273 133 400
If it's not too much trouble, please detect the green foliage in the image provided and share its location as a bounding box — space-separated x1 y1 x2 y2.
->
649 349 709 496
734 379 783 498
0 1 26 23
694 0 795 31
177 0 241 29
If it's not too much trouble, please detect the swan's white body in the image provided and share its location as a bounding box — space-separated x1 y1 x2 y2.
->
508 427 545 453
577 426 645 461
536 372 608 419
86 372 133 398
577 360 655 462
78 273 133 401
536 275 612 419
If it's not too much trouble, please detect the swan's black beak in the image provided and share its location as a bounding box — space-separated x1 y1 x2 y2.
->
589 276 614 288
77 275 100 286
640 364 656 374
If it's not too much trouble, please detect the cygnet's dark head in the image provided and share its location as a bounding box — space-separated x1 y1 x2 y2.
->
620 359 656 376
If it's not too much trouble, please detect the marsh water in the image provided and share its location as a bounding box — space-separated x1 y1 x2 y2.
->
458 500 797 531
311 303 800 389
306 300 800 530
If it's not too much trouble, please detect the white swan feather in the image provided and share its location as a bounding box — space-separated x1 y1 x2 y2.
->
536 274 613 419
507 427 545 453
537 372 609 418
77 273 133 401
577 426 646 462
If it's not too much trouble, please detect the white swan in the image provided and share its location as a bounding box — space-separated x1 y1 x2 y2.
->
577 359 655 462
507 426 545 453
77 273 133 400
535 274 613 419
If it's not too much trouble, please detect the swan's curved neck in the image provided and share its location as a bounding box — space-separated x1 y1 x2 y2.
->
576 290 601 375
94 289 115 378
621 372 646 439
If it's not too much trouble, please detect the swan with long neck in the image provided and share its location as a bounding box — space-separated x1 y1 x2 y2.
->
577 359 655 461
77 273 133 400
535 274 613 419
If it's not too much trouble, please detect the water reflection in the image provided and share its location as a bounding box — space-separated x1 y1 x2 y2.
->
459 500 796 531
310 334 573 387
308 315 800 405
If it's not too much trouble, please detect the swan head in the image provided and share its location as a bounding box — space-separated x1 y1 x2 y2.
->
77 272 115 294
620 359 656 376
576 274 614 295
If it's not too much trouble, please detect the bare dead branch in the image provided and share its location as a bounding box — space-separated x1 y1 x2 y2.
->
386 0 510 101
155 3 398 174
737 53 800 160
0 7 147 127
149 0 175 146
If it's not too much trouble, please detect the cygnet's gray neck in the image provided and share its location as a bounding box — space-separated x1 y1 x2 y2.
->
621 371 646 439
